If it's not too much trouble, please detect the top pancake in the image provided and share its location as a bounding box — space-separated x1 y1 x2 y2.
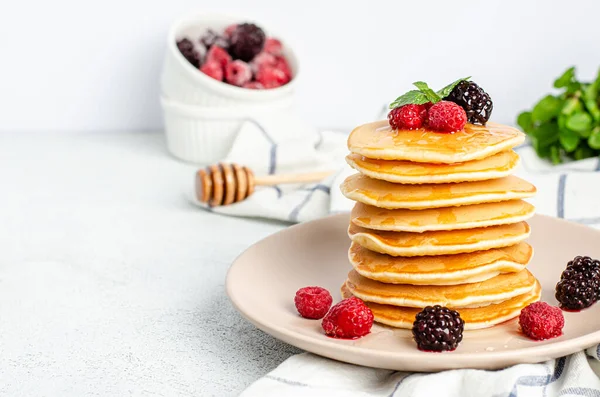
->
345 150 520 184
341 173 536 210
348 120 525 164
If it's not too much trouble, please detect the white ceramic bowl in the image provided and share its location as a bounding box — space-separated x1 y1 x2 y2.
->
161 95 295 164
161 13 299 107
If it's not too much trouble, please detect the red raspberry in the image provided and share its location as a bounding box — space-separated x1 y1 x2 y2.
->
388 104 427 130
294 287 332 319
250 52 277 73
200 61 223 81
224 24 237 39
274 56 292 79
264 38 283 56
256 65 290 88
206 45 231 68
225 60 252 86
243 81 264 89
321 297 374 339
427 100 467 132
519 301 564 340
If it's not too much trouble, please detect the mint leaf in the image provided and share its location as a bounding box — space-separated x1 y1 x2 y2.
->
561 96 582 116
566 112 592 133
532 95 562 123
436 76 471 98
413 81 441 103
389 90 429 109
550 144 561 164
583 84 600 122
532 137 551 158
559 128 580 152
554 66 575 88
589 127 600 150
574 144 595 160
531 122 559 147
516 111 533 133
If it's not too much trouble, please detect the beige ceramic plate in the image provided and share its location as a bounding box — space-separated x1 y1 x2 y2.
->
226 214 600 372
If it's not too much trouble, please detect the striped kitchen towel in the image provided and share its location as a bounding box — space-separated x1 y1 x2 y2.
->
240 348 600 396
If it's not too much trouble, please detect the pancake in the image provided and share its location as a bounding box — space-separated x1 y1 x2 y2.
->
345 268 537 309
351 200 535 233
347 120 525 164
341 281 541 330
340 173 536 210
348 222 530 257
345 150 520 184
349 241 532 285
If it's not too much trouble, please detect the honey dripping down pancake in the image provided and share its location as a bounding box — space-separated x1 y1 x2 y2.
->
348 222 530 257
345 150 520 184
340 174 536 210
347 120 525 164
351 200 535 233
348 241 532 285
341 282 541 330
345 268 537 309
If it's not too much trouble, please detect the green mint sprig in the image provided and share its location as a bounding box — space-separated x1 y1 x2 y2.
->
389 77 471 109
517 66 600 164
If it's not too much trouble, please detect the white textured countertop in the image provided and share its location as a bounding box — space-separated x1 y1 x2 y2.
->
0 131 300 396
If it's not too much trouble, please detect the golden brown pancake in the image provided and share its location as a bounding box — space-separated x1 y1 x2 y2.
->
349 241 532 285
345 268 537 309
351 200 535 233
348 222 530 257
347 120 525 163
341 282 541 330
340 173 536 210
345 150 520 184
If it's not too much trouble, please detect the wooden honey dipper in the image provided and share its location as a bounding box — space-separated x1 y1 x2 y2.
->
195 163 334 206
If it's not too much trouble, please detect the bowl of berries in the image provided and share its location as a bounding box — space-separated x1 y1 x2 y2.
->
160 13 299 163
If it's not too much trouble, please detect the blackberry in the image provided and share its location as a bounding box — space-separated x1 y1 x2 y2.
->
200 29 229 50
412 305 464 352
565 256 600 274
556 255 600 308
555 278 597 310
177 38 199 68
229 23 265 62
444 81 493 125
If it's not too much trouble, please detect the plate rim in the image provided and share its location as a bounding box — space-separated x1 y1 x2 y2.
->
226 213 600 370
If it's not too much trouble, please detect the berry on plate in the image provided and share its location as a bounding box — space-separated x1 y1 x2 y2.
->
388 104 428 130
294 286 332 319
412 305 464 352
427 101 468 132
519 301 564 340
555 255 600 310
225 60 252 87
321 296 373 339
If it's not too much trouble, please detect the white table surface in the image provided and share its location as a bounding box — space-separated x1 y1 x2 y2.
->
0 131 301 396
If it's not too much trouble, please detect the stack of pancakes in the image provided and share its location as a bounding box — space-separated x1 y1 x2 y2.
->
339 120 541 330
